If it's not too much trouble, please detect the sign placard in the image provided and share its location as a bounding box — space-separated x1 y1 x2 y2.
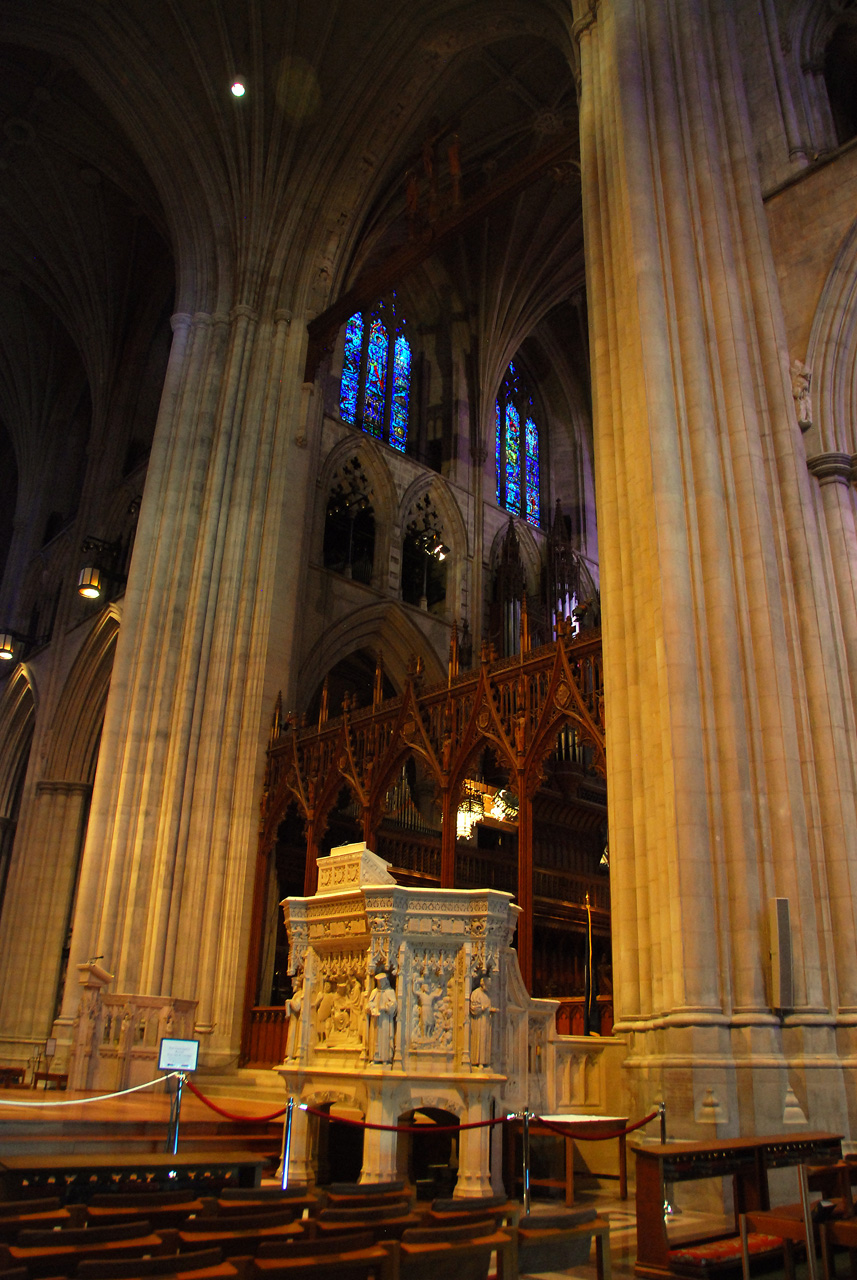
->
158 1037 199 1072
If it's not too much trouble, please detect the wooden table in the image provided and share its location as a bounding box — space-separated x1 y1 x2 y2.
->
505 1112 628 1205
633 1131 842 1278
0 1151 265 1202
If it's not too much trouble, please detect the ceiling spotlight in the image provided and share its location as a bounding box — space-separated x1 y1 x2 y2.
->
231 76 246 97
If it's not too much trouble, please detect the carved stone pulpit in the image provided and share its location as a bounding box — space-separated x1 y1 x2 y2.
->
277 842 554 1195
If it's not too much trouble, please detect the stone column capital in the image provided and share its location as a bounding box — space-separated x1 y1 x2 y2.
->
806 452 854 486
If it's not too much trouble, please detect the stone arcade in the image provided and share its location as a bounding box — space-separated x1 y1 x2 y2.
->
278 843 554 1193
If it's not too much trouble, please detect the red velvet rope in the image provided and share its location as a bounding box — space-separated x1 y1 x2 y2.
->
300 1103 507 1133
534 1109 659 1142
184 1078 289 1122
184 1078 658 1141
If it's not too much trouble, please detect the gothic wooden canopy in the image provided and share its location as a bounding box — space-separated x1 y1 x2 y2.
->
259 620 604 988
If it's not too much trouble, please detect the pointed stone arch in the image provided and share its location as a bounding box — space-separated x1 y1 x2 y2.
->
45 609 120 783
315 435 398 592
296 602 446 716
398 477 469 625
0 669 36 821
805 214 857 457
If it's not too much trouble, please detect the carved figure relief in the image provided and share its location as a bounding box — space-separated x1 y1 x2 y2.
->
367 971 397 1063
315 980 335 1044
285 975 303 1060
470 975 498 1067
791 358 812 430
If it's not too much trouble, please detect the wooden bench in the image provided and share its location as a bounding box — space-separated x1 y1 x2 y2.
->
31 1071 67 1090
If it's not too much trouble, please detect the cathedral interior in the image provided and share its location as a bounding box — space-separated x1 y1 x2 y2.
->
1 0 857 1142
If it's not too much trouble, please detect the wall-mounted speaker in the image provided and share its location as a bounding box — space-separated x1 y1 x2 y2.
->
770 897 794 1011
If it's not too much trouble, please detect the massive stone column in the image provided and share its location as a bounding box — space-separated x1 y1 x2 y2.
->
574 0 857 1135
59 304 310 1066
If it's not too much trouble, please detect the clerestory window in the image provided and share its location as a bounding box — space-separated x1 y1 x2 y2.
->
495 362 540 526
340 299 412 453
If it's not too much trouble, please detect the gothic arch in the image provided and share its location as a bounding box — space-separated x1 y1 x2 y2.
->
296 602 446 717
488 519 542 598
45 609 120 783
398 476 469 625
805 214 857 456
0 669 36 821
315 436 397 590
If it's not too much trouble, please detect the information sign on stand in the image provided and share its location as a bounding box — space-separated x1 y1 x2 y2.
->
158 1038 199 1154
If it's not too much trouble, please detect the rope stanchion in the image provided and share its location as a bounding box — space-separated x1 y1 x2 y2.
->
299 1102 509 1134
0 1073 181 1109
533 1108 659 1142
183 1078 289 1123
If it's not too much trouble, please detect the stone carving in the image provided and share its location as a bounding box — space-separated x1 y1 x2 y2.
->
285 975 303 1060
315 980 335 1043
367 971 397 1063
470 975 498 1067
791 358 812 430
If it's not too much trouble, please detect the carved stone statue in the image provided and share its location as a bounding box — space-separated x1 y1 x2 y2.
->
367 971 397 1064
470 975 497 1067
315 979 334 1044
285 975 303 1060
413 974 442 1039
791 358 812 430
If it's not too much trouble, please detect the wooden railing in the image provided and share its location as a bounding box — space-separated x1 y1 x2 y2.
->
555 996 614 1037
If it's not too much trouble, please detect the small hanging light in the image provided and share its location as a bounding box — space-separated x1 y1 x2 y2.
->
230 75 246 98
0 633 15 662
77 566 103 600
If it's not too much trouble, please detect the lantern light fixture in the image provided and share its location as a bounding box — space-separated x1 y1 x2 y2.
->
0 628 48 663
77 566 104 600
77 535 125 602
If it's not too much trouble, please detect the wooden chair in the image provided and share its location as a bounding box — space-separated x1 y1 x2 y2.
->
740 1163 834 1280
393 1221 517 1280
0 1198 62 1217
85 1200 209 1231
181 1212 298 1234
254 1232 374 1259
204 1191 320 1219
516 1210 612 1280
241 1243 395 1280
76 1248 226 1278
0 1205 86 1240
8 1221 169 1278
315 1203 421 1243
816 1216 857 1280
174 1218 307 1257
422 1196 521 1228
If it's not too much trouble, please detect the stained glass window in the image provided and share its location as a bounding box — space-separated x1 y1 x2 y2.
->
496 364 540 526
390 334 411 453
524 418 539 523
495 400 503 506
340 313 363 425
505 404 521 515
362 319 388 440
338 302 411 451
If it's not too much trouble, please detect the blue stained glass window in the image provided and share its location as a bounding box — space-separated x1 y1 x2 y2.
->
339 304 411 451
505 403 521 514
362 319 388 439
495 400 503 506
496 363 540 525
524 418 539 524
340 312 363 424
390 334 411 453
